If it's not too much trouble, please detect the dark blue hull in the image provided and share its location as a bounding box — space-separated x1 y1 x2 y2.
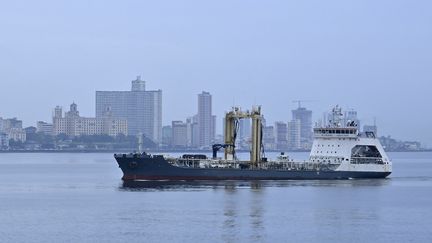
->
115 155 391 181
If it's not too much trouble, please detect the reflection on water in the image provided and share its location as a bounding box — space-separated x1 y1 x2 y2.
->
119 179 391 191
119 180 254 191
220 181 266 243
249 185 265 242
222 185 238 243
119 179 390 242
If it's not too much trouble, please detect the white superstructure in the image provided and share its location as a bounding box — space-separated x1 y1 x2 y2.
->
309 105 392 173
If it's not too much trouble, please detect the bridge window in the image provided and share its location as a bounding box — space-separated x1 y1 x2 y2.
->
352 145 382 158
351 145 383 164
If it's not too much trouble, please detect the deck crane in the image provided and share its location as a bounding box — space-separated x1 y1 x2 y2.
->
224 106 263 167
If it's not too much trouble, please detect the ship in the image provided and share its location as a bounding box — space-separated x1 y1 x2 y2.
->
115 105 392 180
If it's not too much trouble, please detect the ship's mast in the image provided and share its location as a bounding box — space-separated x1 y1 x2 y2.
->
329 105 343 127
224 106 263 167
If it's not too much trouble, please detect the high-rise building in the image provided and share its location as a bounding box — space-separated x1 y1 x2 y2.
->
287 119 301 150
53 103 127 137
171 121 188 147
197 91 214 147
292 106 312 147
95 76 162 143
262 125 275 150
275 122 288 150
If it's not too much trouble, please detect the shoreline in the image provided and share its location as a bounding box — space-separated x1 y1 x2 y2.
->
0 149 431 153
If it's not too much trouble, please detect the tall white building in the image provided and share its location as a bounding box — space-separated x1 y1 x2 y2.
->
96 76 162 143
197 91 214 147
292 106 313 148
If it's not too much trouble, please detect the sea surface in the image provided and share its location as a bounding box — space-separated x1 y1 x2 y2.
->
0 152 431 243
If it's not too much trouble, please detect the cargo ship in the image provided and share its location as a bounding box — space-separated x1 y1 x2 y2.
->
115 106 392 180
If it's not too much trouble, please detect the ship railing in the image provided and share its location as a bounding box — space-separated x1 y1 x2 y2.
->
114 152 150 159
171 158 204 168
350 157 384 165
171 158 342 171
261 161 341 171
314 133 357 139
173 158 247 169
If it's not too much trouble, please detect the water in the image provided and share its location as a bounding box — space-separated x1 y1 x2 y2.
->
0 152 431 243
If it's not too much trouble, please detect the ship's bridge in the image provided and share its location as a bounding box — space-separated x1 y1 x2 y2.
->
313 127 358 138
314 105 359 139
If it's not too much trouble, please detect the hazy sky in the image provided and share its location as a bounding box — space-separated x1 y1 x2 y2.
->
0 1 431 146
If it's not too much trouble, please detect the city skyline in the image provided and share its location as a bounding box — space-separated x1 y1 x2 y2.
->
0 78 426 146
0 85 424 151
